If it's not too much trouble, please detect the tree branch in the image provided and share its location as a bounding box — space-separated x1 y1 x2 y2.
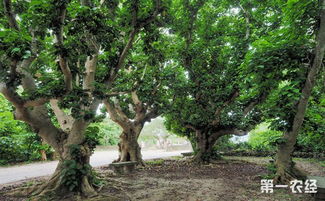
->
0 84 24 108
288 0 325 136
239 3 250 40
209 128 248 143
24 98 49 107
3 0 19 30
105 0 163 86
103 99 130 128
106 91 130 96
83 54 98 92
50 99 74 131
185 124 197 131
143 108 159 122
137 0 162 28
53 3 73 91
211 90 239 126
106 28 138 85
243 92 268 116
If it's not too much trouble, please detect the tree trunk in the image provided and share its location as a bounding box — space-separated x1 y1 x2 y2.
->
274 137 306 184
114 125 144 165
192 130 220 163
18 121 98 200
274 0 325 184
25 143 97 200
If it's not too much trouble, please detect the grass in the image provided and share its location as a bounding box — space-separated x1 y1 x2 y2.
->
146 159 165 165
294 157 325 167
169 156 183 160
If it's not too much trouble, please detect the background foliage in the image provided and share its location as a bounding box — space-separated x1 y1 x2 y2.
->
0 94 53 165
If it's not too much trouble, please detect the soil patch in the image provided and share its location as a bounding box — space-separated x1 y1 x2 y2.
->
0 157 319 201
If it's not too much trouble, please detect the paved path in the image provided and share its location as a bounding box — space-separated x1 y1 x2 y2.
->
0 149 188 185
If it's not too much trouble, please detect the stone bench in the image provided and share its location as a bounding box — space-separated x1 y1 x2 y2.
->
308 176 325 201
181 152 194 157
109 161 138 174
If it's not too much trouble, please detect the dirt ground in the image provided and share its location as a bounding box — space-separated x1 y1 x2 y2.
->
0 156 323 201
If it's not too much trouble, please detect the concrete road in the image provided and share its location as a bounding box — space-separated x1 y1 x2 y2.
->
0 149 189 185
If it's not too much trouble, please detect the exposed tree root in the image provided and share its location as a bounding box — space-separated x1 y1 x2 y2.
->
6 171 98 201
191 149 223 164
274 165 307 184
192 154 209 164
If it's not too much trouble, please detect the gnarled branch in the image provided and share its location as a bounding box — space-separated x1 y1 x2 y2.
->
50 99 74 132
103 99 130 129
24 98 48 107
53 3 73 91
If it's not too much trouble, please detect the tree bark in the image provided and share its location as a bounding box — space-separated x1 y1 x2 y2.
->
114 124 144 165
27 144 96 199
104 98 158 166
274 0 325 184
192 130 220 163
0 94 98 198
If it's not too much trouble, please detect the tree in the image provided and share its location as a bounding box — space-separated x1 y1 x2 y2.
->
273 0 325 184
164 0 282 163
0 0 164 198
103 32 183 164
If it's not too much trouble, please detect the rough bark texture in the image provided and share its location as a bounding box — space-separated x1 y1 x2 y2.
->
1 0 160 199
192 130 221 163
104 92 158 165
274 0 325 184
26 143 97 200
115 125 144 165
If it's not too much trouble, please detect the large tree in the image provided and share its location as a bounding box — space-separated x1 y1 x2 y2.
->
103 32 183 164
272 0 325 184
237 0 324 183
0 0 164 199
164 0 282 163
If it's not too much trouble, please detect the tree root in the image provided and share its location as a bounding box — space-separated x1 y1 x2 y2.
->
274 166 307 184
137 158 146 167
191 154 209 164
6 171 98 201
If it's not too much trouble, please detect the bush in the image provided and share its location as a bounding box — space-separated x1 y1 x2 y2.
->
0 132 53 164
248 123 282 151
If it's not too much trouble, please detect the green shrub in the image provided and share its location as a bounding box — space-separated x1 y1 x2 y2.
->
248 123 282 151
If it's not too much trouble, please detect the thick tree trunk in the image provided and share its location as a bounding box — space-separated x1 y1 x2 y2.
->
274 136 306 184
274 0 325 184
192 130 220 163
25 143 97 200
114 125 144 165
16 120 98 200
